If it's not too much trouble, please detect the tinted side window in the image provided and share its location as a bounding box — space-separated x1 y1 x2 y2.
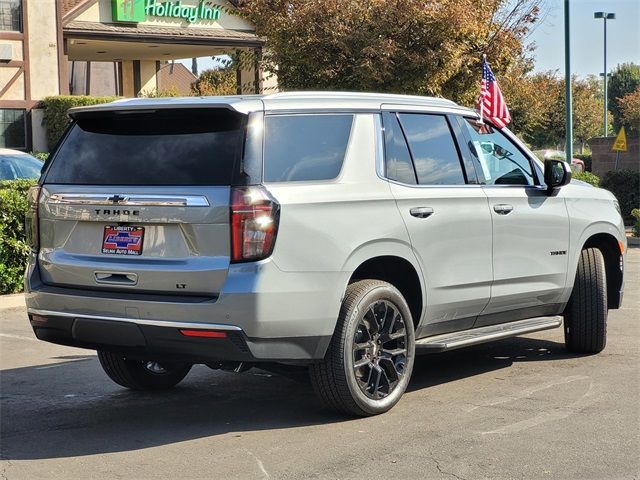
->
263 114 353 182
382 112 416 185
398 114 465 185
461 118 535 186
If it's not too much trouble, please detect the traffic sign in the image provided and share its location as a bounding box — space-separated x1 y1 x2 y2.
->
612 127 627 152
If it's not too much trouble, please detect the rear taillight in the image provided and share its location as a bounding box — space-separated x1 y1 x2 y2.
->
25 186 41 252
230 186 279 263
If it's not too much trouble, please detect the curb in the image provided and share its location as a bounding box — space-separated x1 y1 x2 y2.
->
0 293 26 310
627 236 640 247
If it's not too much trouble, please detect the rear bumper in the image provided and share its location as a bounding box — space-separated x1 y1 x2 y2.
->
25 258 343 361
28 310 330 363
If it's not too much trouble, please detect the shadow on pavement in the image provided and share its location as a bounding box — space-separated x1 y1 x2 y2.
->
409 336 580 392
1 336 580 461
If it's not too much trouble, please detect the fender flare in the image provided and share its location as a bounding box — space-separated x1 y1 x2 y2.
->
338 239 427 325
561 221 625 303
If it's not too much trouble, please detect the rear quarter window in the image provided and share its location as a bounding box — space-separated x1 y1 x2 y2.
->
263 114 354 182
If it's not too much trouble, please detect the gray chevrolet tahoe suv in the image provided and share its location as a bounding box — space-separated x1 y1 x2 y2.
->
25 92 626 416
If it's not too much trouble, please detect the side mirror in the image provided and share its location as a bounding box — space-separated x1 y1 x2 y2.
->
544 159 572 194
480 142 494 155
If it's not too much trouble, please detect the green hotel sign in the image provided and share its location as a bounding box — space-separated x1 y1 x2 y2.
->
112 0 222 24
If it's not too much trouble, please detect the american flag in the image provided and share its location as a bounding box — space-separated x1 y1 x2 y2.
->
479 59 511 129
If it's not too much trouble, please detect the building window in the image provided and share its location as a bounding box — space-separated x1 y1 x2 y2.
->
0 109 26 150
0 0 21 32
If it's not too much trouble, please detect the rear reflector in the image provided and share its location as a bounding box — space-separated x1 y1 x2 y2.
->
179 329 227 338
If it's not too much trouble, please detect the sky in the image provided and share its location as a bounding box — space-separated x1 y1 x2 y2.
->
527 0 640 77
180 0 640 79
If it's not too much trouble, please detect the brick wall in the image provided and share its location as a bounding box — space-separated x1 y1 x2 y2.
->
590 136 640 177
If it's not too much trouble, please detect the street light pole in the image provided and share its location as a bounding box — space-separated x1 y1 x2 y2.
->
594 11 616 137
565 0 572 162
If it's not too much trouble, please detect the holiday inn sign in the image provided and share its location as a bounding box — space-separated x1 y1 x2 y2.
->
112 0 222 24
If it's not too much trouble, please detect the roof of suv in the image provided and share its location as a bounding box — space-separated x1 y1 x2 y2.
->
68 91 474 117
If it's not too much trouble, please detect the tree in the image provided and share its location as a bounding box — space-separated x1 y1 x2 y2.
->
237 0 542 105
608 63 640 130
503 72 606 150
617 87 640 134
192 63 237 96
501 70 562 146
572 76 605 150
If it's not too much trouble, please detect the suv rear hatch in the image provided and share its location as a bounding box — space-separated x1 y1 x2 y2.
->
37 106 257 297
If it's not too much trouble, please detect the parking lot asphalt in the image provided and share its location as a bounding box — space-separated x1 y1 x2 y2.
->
1 247 638 480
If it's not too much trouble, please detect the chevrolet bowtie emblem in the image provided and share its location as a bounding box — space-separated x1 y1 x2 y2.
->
107 195 128 203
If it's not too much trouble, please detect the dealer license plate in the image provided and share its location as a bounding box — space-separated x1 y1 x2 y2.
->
102 226 144 256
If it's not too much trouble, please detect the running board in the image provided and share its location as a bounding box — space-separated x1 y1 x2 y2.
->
415 316 563 353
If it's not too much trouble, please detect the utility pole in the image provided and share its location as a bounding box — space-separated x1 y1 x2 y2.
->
594 11 616 136
564 0 573 161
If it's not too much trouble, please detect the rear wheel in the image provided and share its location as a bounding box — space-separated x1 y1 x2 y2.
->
564 248 608 353
310 280 415 416
97 351 192 390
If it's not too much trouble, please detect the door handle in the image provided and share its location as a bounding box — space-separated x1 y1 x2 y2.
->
493 204 514 215
410 207 434 218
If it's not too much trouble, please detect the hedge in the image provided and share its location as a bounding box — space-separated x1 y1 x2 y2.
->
30 152 49 162
632 209 640 238
0 179 36 294
42 95 118 150
572 170 600 187
600 170 640 224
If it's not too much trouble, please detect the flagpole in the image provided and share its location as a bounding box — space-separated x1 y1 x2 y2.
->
479 54 487 124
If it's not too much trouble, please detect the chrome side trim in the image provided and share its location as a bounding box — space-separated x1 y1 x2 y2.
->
27 309 242 331
47 194 210 207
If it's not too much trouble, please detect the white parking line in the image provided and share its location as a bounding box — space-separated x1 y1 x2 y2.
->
466 375 589 412
482 380 596 435
0 333 38 342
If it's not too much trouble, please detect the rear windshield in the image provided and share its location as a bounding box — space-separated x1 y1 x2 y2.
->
44 109 246 185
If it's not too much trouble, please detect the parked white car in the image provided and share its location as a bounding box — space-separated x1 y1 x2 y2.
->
0 149 43 181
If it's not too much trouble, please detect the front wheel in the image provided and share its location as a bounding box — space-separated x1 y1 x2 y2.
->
98 351 192 390
310 280 416 416
564 247 608 353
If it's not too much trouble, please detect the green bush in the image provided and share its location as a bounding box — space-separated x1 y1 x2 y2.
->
600 170 640 224
42 95 118 150
0 179 36 294
631 209 640 237
572 170 600 186
29 151 49 161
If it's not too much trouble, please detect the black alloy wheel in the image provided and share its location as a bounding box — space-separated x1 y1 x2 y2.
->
352 300 408 400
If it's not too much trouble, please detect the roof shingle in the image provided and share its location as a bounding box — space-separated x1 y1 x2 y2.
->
60 0 93 19
64 20 262 46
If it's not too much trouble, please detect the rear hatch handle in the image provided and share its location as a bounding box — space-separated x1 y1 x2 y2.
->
94 271 138 286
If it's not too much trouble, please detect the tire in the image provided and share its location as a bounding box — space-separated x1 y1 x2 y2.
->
564 248 608 353
310 280 416 416
97 351 192 390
